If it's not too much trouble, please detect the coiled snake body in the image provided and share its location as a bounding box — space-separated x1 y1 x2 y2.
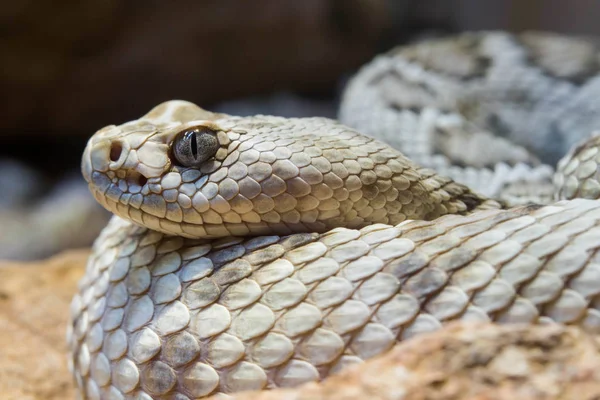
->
69 32 600 399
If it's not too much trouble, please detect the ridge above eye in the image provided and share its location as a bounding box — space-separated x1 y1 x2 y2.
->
172 127 220 167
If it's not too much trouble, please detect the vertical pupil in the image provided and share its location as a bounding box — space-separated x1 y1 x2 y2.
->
190 131 198 159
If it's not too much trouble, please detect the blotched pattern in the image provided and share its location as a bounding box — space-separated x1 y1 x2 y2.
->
339 32 600 204
68 199 600 399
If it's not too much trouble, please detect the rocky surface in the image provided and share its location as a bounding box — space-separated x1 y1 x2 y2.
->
212 323 600 400
0 250 87 400
2 250 600 399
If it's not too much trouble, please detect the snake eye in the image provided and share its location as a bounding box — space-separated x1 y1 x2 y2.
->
172 127 220 167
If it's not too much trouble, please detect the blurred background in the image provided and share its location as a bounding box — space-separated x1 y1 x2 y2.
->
1 0 600 260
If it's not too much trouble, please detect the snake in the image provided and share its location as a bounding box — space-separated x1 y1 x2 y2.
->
68 31 600 400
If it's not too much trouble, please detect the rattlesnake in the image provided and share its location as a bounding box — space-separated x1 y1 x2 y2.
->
69 32 600 399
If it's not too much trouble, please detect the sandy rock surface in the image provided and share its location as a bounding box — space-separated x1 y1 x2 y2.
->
210 323 600 400
0 250 88 400
2 250 600 400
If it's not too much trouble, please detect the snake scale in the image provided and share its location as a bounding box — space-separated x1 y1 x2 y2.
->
68 32 600 399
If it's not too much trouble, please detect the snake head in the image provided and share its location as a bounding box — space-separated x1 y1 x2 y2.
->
82 100 257 237
82 100 480 239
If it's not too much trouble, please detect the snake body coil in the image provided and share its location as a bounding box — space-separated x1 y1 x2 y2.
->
69 32 600 399
340 31 600 204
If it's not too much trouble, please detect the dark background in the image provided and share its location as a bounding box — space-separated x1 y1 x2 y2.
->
3 0 600 173
1 0 599 259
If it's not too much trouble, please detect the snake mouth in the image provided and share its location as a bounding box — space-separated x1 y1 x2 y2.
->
87 167 153 218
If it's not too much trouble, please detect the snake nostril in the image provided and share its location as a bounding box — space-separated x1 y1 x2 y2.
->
109 141 123 162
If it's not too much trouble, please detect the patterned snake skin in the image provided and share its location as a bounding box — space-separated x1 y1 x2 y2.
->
339 31 600 205
69 33 600 400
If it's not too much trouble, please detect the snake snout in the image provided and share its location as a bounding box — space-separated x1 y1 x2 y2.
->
82 135 150 190
106 139 149 186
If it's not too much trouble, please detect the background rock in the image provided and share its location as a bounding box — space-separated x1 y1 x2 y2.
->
0 250 87 400
214 323 600 400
